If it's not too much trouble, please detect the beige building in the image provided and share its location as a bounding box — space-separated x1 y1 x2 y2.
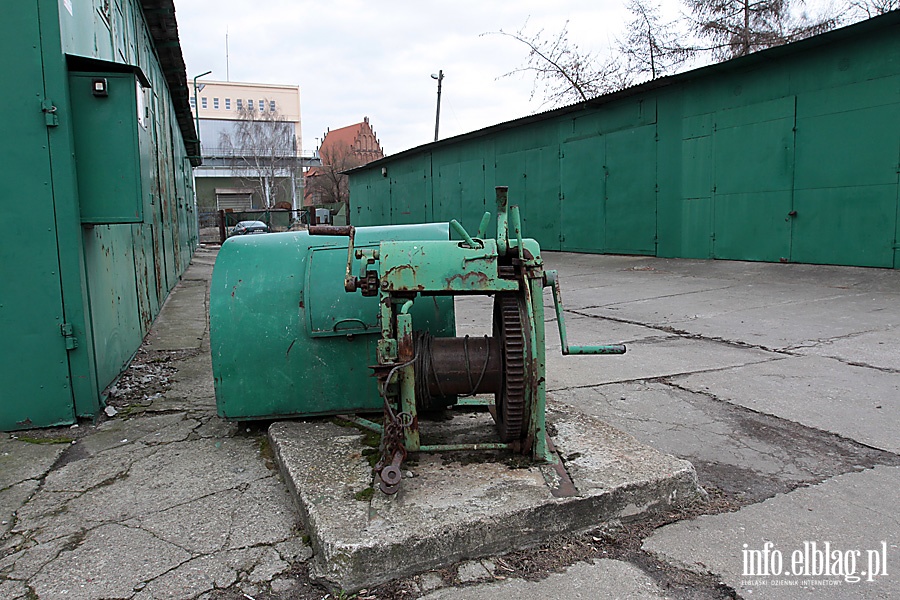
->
189 80 318 213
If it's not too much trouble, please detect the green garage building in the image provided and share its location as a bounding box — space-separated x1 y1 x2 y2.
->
349 12 900 269
1 0 198 429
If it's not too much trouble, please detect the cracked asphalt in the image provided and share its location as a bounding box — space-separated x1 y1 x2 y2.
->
2 247 899 599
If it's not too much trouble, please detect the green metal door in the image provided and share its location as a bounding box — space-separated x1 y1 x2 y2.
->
434 162 463 226
712 97 796 262
458 158 486 234
495 151 526 210
605 125 657 254
560 135 605 252
524 147 561 251
792 77 900 267
390 162 429 224
679 113 715 258
0 1 75 429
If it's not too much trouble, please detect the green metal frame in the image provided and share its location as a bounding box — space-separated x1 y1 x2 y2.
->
321 187 625 468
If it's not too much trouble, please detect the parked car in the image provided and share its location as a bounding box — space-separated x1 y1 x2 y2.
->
231 220 269 236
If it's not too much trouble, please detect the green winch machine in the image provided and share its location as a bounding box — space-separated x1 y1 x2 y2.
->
210 187 625 493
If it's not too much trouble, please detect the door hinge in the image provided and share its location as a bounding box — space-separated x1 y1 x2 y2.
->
60 323 78 350
42 98 59 127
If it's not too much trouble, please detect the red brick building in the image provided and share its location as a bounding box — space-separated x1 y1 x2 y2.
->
304 117 384 218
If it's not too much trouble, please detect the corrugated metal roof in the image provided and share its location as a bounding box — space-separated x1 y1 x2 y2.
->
140 0 200 165
349 10 900 174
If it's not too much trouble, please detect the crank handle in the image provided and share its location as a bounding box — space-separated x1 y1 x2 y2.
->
544 270 626 356
308 225 357 293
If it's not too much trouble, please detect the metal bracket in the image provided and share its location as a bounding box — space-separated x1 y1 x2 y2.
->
60 323 78 350
42 99 58 127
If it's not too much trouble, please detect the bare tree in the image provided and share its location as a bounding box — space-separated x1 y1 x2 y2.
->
618 0 694 80
684 0 839 60
304 143 368 212
847 0 899 18
218 105 299 208
483 20 631 108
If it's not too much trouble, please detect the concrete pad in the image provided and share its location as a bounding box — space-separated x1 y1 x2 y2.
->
793 327 900 372
546 336 781 391
269 407 704 591
673 355 900 453
644 466 900 599
422 559 669 599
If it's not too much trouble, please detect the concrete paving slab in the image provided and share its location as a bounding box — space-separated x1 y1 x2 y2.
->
547 252 900 352
673 355 900 453
421 558 670 599
457 296 671 346
545 336 781 391
0 437 65 538
145 353 217 413
551 382 899 502
29 523 191 600
664 292 899 351
0 437 66 490
143 277 208 352
550 312 675 343
551 274 736 313
0 481 37 538
269 407 703 591
543 252 900 294
581 281 830 323
643 466 900 599
793 326 900 372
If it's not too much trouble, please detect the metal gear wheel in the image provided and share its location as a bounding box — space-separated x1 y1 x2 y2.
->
492 293 531 443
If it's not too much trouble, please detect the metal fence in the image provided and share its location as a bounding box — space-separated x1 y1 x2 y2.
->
199 209 312 244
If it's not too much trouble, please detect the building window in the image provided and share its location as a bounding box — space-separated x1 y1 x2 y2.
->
201 97 207 109
259 100 264 112
225 98 231 110
236 99 243 109
269 100 276 112
213 97 219 109
190 97 196 108
248 99 254 110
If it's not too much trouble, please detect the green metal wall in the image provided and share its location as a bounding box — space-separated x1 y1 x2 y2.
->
0 0 197 430
350 13 900 269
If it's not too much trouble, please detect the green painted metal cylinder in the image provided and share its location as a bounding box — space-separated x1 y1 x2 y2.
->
210 224 455 420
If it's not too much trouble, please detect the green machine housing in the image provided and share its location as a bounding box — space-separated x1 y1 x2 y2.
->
210 224 455 419
211 187 627 495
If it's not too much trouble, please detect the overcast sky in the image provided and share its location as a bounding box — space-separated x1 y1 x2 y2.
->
172 0 841 157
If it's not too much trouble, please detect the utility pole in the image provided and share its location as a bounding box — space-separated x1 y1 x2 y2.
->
431 70 443 142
